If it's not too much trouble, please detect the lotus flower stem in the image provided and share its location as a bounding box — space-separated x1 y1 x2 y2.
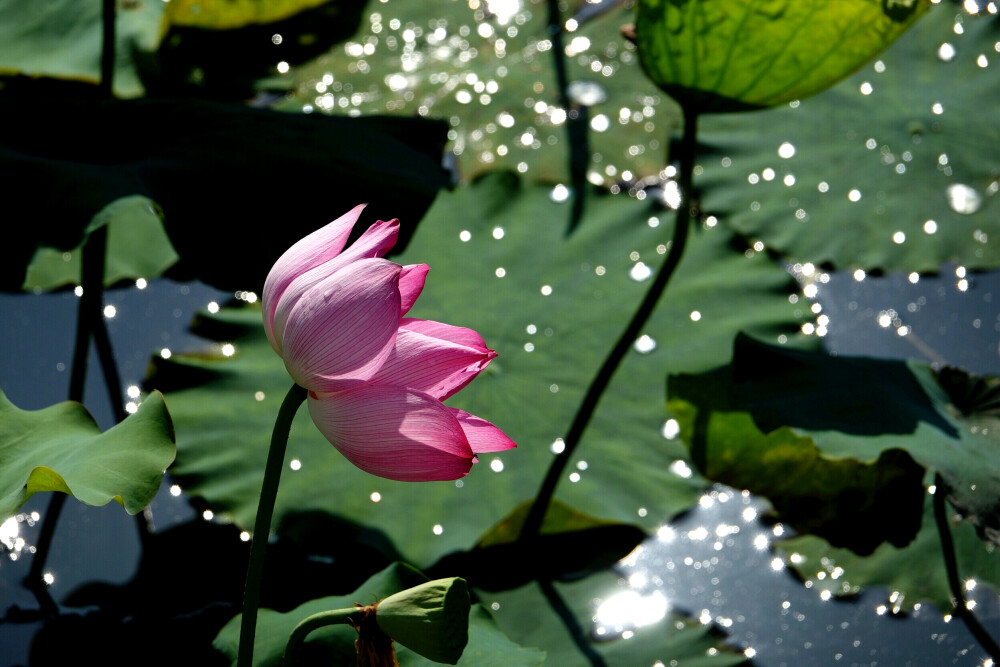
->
520 107 700 542
238 382 308 667
933 473 1000 660
281 607 360 667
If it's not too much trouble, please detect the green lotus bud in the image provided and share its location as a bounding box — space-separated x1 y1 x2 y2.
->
375 577 471 665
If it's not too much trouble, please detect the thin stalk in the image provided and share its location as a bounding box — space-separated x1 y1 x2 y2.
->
538 580 608 667
546 0 570 104
238 383 308 667
23 0 118 618
25 226 110 613
282 607 359 667
100 0 115 98
546 0 589 232
519 108 700 542
933 474 1000 660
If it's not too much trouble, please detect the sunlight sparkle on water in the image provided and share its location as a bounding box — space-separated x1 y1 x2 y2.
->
947 183 982 214
1 516 18 549
595 590 669 633
629 261 652 282
633 334 656 354
662 420 680 440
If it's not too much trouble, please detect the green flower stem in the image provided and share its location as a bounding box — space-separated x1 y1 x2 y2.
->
238 382 308 667
933 473 1000 661
282 607 360 667
519 108 700 543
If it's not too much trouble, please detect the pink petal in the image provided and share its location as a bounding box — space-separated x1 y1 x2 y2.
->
369 321 495 400
281 258 401 393
401 318 490 352
262 204 365 353
270 218 400 350
334 217 399 262
308 385 475 481
451 409 517 453
399 264 429 315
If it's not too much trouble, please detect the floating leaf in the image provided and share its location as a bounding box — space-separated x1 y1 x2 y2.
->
0 390 176 520
148 172 809 567
668 334 1000 553
22 196 178 291
0 0 164 97
161 0 333 31
430 499 647 591
484 570 748 667
635 0 930 112
214 562 545 666
275 0 677 183
0 98 449 292
778 490 999 613
697 5 1000 272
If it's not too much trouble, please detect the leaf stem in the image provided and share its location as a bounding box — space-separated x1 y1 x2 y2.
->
932 473 1000 660
22 0 118 620
25 226 111 614
282 607 360 667
238 383 308 667
519 108 700 542
538 580 608 667
546 0 589 232
100 0 115 98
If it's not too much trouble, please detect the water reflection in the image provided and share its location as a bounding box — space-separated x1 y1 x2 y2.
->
607 487 1000 664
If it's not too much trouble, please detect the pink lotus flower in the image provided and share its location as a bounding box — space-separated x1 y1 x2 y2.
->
262 205 515 481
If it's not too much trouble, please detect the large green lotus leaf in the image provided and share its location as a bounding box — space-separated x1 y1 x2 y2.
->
778 491 999 613
635 0 929 113
696 4 999 273
274 0 679 184
483 571 747 667
22 196 179 291
0 0 163 97
214 562 545 666
0 98 448 292
0 390 176 520
668 334 1000 553
150 172 811 567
